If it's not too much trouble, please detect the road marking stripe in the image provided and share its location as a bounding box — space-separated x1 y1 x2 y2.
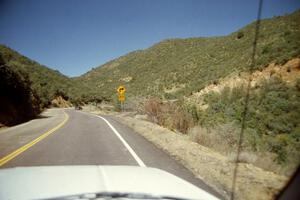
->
0 111 69 167
97 116 146 167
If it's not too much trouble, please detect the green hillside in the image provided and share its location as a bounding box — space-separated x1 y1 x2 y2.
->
0 45 90 106
0 54 41 125
77 10 300 100
1 10 299 105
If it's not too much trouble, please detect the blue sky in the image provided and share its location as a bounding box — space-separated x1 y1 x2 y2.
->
0 0 300 77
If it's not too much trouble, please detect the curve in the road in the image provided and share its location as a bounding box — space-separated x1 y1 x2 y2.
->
0 111 69 167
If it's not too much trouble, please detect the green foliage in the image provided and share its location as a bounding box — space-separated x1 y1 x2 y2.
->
198 77 300 164
53 89 69 100
77 10 300 100
0 45 94 106
112 94 122 112
236 31 244 39
0 60 41 125
1 10 299 105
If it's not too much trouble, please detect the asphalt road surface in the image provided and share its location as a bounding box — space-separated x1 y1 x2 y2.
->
0 108 222 198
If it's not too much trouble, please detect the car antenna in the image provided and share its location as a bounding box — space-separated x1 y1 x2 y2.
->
230 0 263 199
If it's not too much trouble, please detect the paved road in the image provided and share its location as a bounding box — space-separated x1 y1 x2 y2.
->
0 108 221 198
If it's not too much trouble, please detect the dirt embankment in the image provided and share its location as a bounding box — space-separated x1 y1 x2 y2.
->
51 96 72 108
188 58 300 106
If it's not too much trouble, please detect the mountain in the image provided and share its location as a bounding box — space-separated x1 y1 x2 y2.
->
0 45 90 106
77 10 300 101
1 10 299 106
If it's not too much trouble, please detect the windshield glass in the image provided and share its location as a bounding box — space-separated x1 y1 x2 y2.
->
0 0 299 200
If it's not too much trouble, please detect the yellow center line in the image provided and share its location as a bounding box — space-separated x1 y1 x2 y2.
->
0 111 69 167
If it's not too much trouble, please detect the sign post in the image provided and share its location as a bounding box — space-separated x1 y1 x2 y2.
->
117 85 126 111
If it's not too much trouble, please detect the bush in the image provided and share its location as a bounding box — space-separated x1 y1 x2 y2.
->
236 31 244 39
144 98 163 124
196 77 300 166
172 107 194 134
0 64 41 125
143 98 194 134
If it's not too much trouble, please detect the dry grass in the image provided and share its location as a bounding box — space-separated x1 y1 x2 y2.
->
144 98 193 134
123 96 146 113
142 99 287 173
188 123 239 154
144 98 164 124
187 124 290 175
139 95 298 177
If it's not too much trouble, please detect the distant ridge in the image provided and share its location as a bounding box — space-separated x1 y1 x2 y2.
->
0 10 299 104
77 10 300 100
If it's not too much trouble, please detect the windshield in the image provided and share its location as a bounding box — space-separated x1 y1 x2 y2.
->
0 0 299 200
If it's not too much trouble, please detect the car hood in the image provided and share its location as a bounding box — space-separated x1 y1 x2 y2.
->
0 165 219 200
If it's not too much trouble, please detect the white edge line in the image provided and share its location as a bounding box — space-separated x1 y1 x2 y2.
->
96 115 146 167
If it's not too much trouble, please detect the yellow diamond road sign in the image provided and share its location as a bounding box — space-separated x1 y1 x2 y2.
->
118 94 125 102
117 85 126 94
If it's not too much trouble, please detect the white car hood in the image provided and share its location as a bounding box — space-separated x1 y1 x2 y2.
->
0 165 219 200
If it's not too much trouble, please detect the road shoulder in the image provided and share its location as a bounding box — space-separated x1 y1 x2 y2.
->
0 109 68 167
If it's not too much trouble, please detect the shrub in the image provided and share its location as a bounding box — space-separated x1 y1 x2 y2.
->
172 107 194 134
0 64 41 125
144 98 163 124
262 46 271 54
143 98 194 134
236 31 244 39
195 76 299 166
284 30 291 36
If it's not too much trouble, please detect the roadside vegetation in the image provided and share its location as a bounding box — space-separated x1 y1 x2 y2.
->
105 10 300 177
0 45 107 126
135 73 300 176
0 54 41 126
0 45 90 126
0 45 93 107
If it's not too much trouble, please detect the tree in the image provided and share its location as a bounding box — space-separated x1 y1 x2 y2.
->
0 58 41 125
237 31 244 39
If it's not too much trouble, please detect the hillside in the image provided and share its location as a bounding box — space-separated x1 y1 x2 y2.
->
77 9 300 180
77 10 300 100
0 54 41 126
2 10 299 105
0 45 90 106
